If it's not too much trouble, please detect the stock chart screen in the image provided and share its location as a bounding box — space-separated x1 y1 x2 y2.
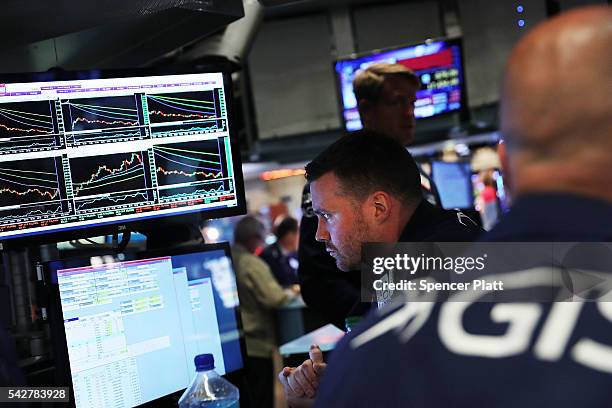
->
0 72 243 240
335 38 466 131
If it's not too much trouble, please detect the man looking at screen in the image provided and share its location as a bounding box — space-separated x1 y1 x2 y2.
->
281 130 482 407
298 63 443 329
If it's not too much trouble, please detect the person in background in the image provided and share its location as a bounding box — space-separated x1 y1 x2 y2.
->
298 63 436 329
477 172 500 230
232 215 297 408
260 216 300 287
312 5 612 407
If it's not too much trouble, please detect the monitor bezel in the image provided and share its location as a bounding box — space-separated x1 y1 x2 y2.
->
44 241 247 408
0 66 246 248
333 36 470 133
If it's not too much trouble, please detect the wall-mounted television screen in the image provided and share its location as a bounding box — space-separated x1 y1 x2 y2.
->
334 37 468 132
0 69 245 242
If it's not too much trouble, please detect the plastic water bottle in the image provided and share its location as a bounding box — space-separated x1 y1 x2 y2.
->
178 354 240 408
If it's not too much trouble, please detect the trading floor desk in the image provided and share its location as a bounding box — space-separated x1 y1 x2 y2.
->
279 324 345 368
277 295 331 345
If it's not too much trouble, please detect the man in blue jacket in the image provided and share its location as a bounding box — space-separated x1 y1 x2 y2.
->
313 5 612 407
280 130 482 405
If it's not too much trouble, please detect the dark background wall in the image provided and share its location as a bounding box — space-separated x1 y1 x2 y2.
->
246 0 607 143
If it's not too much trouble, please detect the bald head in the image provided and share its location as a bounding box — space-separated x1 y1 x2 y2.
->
501 6 612 201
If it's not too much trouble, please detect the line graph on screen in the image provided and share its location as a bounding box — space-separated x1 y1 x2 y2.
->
61 96 147 146
0 101 62 154
153 139 232 202
0 157 69 225
69 152 152 212
146 90 227 137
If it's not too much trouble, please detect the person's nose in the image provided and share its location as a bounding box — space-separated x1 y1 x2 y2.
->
315 218 330 242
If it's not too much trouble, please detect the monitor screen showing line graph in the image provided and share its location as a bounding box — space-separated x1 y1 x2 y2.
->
0 71 244 241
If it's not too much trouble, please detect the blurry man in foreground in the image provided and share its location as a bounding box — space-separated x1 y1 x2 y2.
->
313 6 612 407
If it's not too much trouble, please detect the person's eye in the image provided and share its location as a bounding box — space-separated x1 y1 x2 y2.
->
321 213 332 221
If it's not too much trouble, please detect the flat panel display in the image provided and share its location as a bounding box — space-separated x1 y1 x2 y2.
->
46 243 244 408
431 160 474 210
0 70 245 241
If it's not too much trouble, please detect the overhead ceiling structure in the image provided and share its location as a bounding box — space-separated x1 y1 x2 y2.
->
257 0 401 18
165 0 392 68
1 0 598 74
175 0 265 70
0 0 245 73
0 0 434 74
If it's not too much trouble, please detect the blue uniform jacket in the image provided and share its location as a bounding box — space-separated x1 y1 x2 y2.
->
315 193 612 408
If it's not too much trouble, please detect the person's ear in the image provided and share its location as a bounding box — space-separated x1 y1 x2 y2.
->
368 191 392 223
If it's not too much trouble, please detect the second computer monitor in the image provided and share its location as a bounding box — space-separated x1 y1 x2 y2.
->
431 161 474 210
47 243 244 408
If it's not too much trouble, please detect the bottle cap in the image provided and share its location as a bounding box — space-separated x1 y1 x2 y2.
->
345 316 362 333
194 354 215 371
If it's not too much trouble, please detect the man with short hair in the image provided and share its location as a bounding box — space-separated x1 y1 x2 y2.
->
352 63 420 146
281 130 482 406
306 132 449 273
298 63 440 328
312 6 612 407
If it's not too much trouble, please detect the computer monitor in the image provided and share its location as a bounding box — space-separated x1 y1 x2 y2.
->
45 243 245 408
0 68 245 243
334 37 468 132
431 161 474 210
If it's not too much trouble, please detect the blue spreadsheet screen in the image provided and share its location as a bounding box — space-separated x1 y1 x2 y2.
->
52 249 242 408
432 161 473 210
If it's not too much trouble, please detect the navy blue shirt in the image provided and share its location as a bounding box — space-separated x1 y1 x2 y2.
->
260 242 299 287
315 193 612 408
